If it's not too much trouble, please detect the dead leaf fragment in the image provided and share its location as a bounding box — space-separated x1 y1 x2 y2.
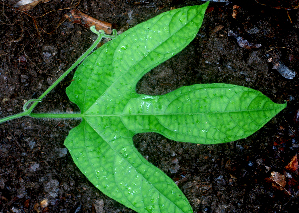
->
266 171 293 195
212 25 224 34
40 198 48 208
33 202 40 213
270 171 286 188
232 5 240 19
285 154 298 173
267 171 291 195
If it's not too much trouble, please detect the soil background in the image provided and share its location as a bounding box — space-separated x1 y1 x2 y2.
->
0 0 299 212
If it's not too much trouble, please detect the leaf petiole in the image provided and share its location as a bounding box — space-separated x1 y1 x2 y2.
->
30 113 82 119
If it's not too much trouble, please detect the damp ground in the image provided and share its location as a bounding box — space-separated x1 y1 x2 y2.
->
0 0 298 212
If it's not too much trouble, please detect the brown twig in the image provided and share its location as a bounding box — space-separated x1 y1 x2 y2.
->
65 9 112 34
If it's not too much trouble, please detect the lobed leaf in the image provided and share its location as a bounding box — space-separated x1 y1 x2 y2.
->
65 2 286 213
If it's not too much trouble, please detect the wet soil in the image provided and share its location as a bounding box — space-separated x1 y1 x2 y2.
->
1 0 299 212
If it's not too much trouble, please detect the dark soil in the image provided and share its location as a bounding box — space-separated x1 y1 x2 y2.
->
1 0 299 212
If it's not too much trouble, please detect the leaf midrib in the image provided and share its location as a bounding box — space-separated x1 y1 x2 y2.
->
84 108 281 117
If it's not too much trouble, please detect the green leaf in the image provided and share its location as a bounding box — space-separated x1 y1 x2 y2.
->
64 2 286 213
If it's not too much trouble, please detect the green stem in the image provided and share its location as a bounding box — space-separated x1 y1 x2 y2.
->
0 111 30 124
30 113 83 119
25 28 106 113
0 27 117 124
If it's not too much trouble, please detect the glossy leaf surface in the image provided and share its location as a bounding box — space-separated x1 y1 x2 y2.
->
64 2 286 212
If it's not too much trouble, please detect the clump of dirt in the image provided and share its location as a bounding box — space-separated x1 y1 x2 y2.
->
1 0 298 212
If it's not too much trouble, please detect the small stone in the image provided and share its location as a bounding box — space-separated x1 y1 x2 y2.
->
42 45 57 63
30 163 40 172
94 199 105 213
0 178 5 189
11 207 21 213
56 148 68 158
272 61 296 79
20 75 28 83
44 179 59 198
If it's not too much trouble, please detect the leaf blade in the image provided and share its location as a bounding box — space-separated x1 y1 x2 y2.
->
119 83 286 144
